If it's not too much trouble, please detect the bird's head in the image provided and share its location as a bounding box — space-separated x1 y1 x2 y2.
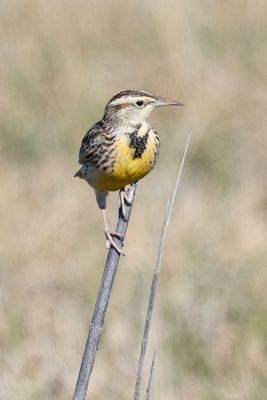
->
103 89 184 126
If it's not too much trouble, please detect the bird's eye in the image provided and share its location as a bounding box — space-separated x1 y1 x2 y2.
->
136 100 144 107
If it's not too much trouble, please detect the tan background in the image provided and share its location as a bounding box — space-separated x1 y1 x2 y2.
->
1 1 267 399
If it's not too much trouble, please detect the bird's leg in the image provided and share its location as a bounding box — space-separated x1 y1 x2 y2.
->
101 209 125 255
118 187 133 221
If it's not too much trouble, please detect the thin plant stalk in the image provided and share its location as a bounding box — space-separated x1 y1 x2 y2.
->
133 135 191 400
73 184 137 400
145 351 156 400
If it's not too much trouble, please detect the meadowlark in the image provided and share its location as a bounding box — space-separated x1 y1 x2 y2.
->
75 90 184 254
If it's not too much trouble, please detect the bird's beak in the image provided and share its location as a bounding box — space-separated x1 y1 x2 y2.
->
153 96 185 108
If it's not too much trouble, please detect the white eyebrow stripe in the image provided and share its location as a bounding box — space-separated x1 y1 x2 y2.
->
110 96 154 106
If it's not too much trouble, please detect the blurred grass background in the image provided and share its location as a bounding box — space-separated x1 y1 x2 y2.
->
1 0 267 399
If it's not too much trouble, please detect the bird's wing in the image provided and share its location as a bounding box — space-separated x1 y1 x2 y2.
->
78 121 104 164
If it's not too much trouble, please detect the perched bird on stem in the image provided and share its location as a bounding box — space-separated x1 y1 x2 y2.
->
75 90 184 254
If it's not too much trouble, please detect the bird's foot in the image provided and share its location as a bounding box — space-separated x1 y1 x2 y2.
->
105 230 125 256
119 189 133 221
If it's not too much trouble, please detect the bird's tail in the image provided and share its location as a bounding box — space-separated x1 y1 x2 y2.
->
74 167 83 179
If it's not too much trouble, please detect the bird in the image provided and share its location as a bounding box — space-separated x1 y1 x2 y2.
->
75 89 184 254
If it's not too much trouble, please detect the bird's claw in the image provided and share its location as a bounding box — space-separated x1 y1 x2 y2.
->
105 230 125 256
119 189 133 221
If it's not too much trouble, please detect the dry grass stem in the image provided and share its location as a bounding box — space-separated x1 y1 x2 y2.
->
133 135 191 400
145 351 156 400
73 185 137 400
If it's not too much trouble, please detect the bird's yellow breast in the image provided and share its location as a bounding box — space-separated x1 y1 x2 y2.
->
95 132 159 191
